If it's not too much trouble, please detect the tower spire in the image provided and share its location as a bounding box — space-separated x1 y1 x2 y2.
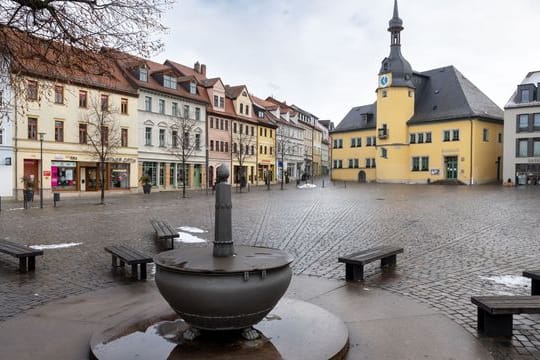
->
388 0 403 46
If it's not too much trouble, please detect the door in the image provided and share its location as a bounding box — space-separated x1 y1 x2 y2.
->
80 168 86 191
193 165 201 187
445 156 458 180
86 167 98 191
358 171 366 183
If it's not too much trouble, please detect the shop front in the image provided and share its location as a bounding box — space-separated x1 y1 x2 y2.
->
51 160 133 192
516 163 540 185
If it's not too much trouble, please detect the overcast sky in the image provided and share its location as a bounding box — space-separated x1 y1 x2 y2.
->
154 0 540 126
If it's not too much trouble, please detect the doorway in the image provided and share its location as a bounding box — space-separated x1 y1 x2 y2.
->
358 171 366 183
193 165 201 188
445 156 458 180
83 167 98 191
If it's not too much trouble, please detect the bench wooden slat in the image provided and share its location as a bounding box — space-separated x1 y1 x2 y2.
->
523 270 540 280
104 245 153 265
150 220 179 239
471 296 540 314
338 245 403 266
0 240 44 257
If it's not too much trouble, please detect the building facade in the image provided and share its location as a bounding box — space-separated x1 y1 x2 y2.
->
0 65 14 197
331 1 503 185
503 71 540 185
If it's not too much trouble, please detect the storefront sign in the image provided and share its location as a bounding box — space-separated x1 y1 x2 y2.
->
43 170 51 177
54 155 78 161
109 157 136 163
52 161 76 167
528 158 540 163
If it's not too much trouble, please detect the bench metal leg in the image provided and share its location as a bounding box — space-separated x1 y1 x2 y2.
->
19 257 28 272
140 264 147 280
131 264 138 280
477 308 513 337
345 264 364 281
381 255 397 268
28 256 36 271
532 279 540 296
169 237 174 250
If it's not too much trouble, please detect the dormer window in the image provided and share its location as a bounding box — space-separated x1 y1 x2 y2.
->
521 89 530 103
139 68 148 82
189 81 196 94
163 75 177 89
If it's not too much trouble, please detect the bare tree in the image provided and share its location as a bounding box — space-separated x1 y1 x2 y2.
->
0 0 172 125
276 135 292 190
232 125 256 193
168 114 201 198
83 98 122 204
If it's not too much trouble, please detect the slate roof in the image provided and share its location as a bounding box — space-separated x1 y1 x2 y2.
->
332 103 376 133
225 85 246 99
408 66 502 124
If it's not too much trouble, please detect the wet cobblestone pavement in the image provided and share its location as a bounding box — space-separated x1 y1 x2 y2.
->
1 181 539 359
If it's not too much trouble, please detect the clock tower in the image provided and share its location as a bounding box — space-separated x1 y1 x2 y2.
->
376 0 416 183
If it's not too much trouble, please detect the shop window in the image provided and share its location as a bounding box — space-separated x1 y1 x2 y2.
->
142 162 157 185
55 121 64 142
28 117 37 140
177 164 190 187
169 163 176 187
51 161 77 190
110 164 130 189
159 163 165 186
79 124 87 144
121 98 128 114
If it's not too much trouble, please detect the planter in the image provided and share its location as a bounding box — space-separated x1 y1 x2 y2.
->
24 190 34 202
142 184 152 194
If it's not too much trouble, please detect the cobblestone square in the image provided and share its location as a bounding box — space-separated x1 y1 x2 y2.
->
0 182 539 359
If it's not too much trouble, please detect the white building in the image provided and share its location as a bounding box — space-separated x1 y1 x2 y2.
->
503 71 540 185
0 66 14 198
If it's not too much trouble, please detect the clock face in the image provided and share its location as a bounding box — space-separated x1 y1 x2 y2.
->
379 74 390 88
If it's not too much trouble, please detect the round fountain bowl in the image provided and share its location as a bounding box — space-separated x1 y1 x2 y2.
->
154 245 294 331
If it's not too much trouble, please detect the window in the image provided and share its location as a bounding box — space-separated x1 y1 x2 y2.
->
219 96 224 108
102 126 109 146
251 145 255 155
452 129 460 141
27 80 38 100
219 141 223 152
264 128 267 137
382 90 387 98
214 95 219 107
145 127 152 145
443 130 450 142
246 105 249 116
498 133 502 143
210 140 214 151
270 129 273 138
426 132 432 143
159 129 165 147
381 148 388 158
159 99 165 114
78 90 87 108
163 75 177 89
189 81 196 94
518 114 529 131
410 134 416 144
240 104 244 114
251 126 254 136
348 159 359 168
120 98 128 114
412 156 429 171
184 132 190 148
418 133 424 143
260 145 263 154
195 134 201 150
144 96 152 112
28 117 37 140
225 142 228 152
366 158 376 168
55 121 64 142
0 129 2 144
220 119 224 130
54 85 64 104
534 114 540 131
100 95 109 112
225 120 228 131
79 124 87 144
183 105 189 118
521 89 530 103
260 128 263 136
534 139 540 157
518 139 528 157
172 102 178 116
483 128 489 142
172 130 178 148
210 117 214 128
270 146 273 155
139 68 148 82
195 107 201 121
121 128 128 147
233 123 237 133
333 139 343 148
239 124 243 134
333 160 343 168
233 143 237 153
367 136 376 146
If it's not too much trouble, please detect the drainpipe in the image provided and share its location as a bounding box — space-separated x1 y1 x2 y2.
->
469 119 473 185
13 88 18 199
205 108 208 194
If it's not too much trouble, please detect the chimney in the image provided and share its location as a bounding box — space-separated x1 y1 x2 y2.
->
194 61 200 73
201 64 206 76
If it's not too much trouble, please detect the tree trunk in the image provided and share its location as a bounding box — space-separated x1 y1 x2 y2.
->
100 157 105 204
182 161 186 198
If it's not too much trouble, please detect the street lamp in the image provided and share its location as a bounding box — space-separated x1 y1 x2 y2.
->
39 132 45 209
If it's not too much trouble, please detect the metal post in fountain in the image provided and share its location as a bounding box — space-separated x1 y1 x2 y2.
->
154 164 294 340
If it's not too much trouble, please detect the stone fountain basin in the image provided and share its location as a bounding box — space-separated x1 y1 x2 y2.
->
154 245 293 331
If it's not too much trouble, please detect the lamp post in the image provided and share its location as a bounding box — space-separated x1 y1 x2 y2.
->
39 132 45 209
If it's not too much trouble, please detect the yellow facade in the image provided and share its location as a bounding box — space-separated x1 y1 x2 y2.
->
257 124 276 183
331 130 377 182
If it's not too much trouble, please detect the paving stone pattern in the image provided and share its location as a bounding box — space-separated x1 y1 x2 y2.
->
1 182 540 359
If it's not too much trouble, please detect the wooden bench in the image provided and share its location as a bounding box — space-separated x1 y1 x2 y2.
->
150 219 179 250
522 270 540 295
338 245 403 281
104 245 153 280
0 239 44 272
471 296 540 337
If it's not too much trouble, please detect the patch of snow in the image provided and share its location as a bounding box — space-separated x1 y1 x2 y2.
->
297 184 317 189
176 232 207 244
30 242 83 250
178 226 206 234
479 275 530 288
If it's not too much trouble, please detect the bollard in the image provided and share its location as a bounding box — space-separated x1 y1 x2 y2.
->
322 179 325 188
53 192 60 207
